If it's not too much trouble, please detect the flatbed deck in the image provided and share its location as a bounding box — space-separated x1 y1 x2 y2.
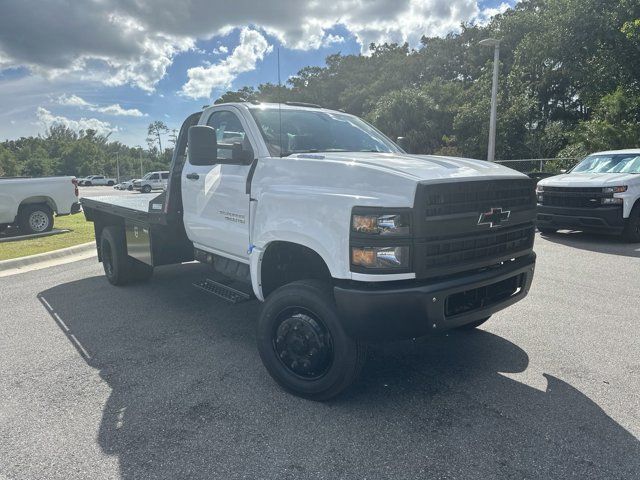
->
81 193 166 223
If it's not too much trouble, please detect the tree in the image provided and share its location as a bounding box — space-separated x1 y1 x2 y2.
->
147 121 169 158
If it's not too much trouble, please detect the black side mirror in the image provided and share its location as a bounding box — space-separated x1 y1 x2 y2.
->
188 126 217 165
396 136 410 153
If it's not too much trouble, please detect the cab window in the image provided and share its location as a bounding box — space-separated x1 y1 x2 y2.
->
206 110 247 160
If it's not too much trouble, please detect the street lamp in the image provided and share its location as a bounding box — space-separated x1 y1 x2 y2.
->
479 38 501 162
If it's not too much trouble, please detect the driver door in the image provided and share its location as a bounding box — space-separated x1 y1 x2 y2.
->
182 107 255 262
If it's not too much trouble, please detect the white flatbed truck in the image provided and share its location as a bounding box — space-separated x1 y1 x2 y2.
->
82 102 537 400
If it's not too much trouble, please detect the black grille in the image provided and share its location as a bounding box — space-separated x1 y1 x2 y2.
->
540 186 608 208
424 223 535 270
414 179 536 279
423 179 534 217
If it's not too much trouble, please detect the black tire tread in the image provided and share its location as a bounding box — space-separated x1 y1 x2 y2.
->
622 202 640 243
258 279 367 401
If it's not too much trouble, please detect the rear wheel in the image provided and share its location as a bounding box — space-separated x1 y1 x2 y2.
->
100 226 153 285
18 204 53 234
257 280 367 401
622 203 640 243
107 181 114 186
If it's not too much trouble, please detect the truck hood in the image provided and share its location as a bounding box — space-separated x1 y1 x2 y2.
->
291 151 527 182
539 172 639 187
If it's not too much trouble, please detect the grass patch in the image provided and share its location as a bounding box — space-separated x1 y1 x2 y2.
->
0 213 94 261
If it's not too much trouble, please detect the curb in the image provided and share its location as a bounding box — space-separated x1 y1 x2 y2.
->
0 229 71 243
0 242 96 272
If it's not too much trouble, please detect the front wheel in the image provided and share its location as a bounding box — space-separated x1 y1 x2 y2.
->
622 203 640 243
142 185 152 193
257 280 367 401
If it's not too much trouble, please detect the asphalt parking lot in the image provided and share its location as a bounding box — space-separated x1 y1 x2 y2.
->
0 232 638 479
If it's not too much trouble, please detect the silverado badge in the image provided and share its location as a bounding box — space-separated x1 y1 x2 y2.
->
478 207 510 228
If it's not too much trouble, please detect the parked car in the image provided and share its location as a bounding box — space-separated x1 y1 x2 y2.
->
0 176 80 234
536 149 640 242
79 175 116 186
133 171 169 193
82 102 537 400
121 179 139 191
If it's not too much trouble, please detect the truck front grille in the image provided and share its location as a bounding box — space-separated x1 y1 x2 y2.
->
424 223 535 269
540 186 608 208
423 179 534 217
414 179 536 279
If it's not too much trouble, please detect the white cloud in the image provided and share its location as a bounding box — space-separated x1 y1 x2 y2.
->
56 94 146 117
57 94 92 107
36 107 115 135
181 28 272 99
475 2 511 26
0 1 513 91
213 45 229 55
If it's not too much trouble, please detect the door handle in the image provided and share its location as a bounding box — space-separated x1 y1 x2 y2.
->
186 173 200 180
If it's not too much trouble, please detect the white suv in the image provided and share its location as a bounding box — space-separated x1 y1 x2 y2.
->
133 171 169 193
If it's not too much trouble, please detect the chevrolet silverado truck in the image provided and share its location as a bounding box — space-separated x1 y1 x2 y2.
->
0 176 80 234
537 149 640 242
81 102 537 400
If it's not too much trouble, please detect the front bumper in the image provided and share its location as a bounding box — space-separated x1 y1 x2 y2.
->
334 254 536 341
537 205 624 234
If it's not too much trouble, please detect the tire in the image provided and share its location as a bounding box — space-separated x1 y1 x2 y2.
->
107 181 114 186
85 181 92 186
127 185 133 191
455 316 491 331
622 203 640 243
537 226 557 234
100 226 153 285
257 280 367 401
142 185 152 193
18 204 53 234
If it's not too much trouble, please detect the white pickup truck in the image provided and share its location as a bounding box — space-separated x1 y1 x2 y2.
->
79 175 116 186
0 176 80 234
82 102 537 400
537 149 640 241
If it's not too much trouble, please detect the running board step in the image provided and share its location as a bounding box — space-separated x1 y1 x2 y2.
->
193 278 251 304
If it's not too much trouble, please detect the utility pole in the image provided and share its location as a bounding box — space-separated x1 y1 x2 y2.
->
116 152 120 183
138 148 144 178
479 38 501 162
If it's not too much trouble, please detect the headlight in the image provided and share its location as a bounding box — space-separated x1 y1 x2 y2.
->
351 246 410 270
602 186 627 193
602 197 623 205
535 185 544 193
351 212 411 235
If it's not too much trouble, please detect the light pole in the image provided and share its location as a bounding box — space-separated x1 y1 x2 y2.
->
479 38 501 162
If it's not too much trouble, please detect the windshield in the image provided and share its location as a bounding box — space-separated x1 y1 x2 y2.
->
249 107 401 157
572 154 640 174
142 173 152 179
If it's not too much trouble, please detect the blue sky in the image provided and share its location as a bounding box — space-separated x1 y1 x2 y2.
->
0 0 515 146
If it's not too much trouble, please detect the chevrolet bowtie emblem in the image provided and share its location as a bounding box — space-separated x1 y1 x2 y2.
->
478 207 511 228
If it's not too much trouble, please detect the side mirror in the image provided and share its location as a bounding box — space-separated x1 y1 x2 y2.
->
396 136 410 153
188 126 217 166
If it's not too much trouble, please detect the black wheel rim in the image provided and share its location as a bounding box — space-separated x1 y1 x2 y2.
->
102 241 114 277
272 307 334 380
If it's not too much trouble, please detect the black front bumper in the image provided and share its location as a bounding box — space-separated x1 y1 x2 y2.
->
537 205 624 233
334 254 535 341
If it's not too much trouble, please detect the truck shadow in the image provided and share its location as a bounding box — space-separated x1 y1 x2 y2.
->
38 264 639 479
539 230 640 257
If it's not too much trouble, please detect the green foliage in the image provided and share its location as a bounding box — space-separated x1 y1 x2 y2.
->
215 0 639 161
1 124 170 179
